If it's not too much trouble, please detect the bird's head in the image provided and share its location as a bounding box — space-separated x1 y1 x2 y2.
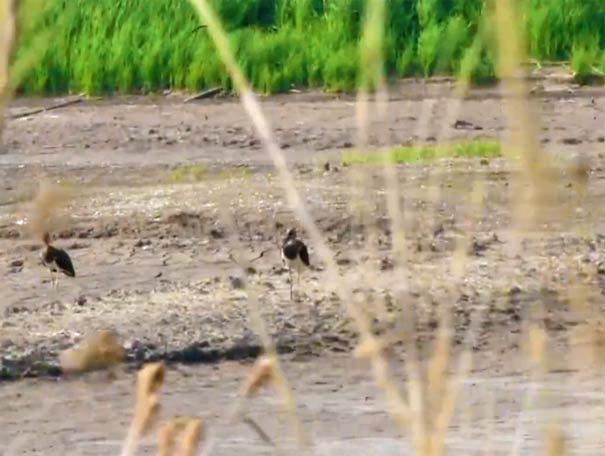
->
286 228 297 240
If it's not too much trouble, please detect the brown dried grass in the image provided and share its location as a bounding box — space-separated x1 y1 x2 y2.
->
58 330 125 374
23 179 74 242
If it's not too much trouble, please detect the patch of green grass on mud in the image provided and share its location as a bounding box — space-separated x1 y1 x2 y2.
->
341 140 501 166
165 164 209 184
164 164 255 184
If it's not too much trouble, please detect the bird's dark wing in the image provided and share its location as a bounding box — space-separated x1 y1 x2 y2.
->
298 242 310 267
55 249 76 277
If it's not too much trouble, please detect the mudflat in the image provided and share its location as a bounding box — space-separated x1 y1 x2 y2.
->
1 80 605 454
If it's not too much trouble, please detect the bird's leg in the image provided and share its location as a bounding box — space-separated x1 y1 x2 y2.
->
51 271 57 303
289 268 293 301
297 269 301 301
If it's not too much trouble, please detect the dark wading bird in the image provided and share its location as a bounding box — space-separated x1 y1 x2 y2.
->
40 232 75 299
281 228 310 300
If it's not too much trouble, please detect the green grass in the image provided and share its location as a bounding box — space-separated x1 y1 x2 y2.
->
341 140 501 166
164 164 255 183
10 0 605 96
165 164 209 183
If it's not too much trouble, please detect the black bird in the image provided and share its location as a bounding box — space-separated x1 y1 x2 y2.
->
281 228 310 300
40 232 75 297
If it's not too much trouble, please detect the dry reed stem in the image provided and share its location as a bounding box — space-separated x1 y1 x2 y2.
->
186 0 388 364
0 0 15 138
214 203 310 448
184 5 417 453
544 424 567 456
23 179 73 241
58 329 125 374
179 417 203 456
356 2 439 450
240 355 276 398
482 390 497 456
156 421 178 456
121 362 165 456
350 0 387 266
428 314 480 456
425 175 488 455
491 1 564 453
493 0 555 232
187 0 336 277
156 417 203 456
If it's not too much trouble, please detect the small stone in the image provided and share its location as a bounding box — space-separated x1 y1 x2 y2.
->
76 295 87 306
9 259 23 267
509 285 522 295
380 257 394 271
134 239 151 248
209 228 224 239
561 137 582 145
230 276 245 289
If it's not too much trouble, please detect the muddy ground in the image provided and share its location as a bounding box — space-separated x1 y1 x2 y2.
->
2 79 605 454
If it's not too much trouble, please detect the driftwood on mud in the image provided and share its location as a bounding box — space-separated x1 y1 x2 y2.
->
184 87 222 103
8 96 83 119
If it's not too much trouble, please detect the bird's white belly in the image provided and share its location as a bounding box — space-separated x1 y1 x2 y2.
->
285 256 304 272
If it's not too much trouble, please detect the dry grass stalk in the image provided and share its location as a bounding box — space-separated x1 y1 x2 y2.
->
178 417 203 456
156 421 178 456
188 0 368 356
240 355 276 398
214 203 310 447
58 330 125 374
185 2 383 453
216 205 275 351
524 323 549 370
493 0 556 231
121 362 165 456
0 0 16 138
156 416 203 456
430 305 491 456
187 2 494 455
349 0 387 266
202 354 305 456
187 0 336 279
183 4 320 449
491 0 554 450
24 179 74 241
544 424 567 456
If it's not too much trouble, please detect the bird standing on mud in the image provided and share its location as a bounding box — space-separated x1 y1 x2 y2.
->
40 232 75 298
281 228 310 300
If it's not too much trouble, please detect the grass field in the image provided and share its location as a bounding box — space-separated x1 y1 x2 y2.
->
9 0 605 96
